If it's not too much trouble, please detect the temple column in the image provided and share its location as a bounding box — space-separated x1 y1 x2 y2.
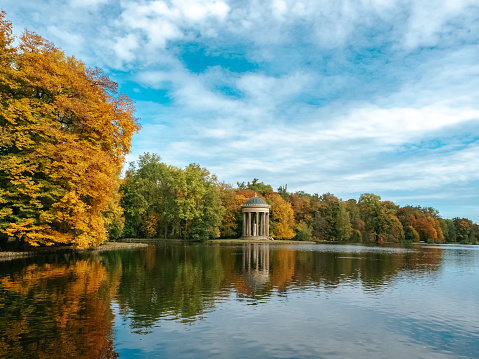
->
266 212 269 236
243 212 246 236
259 212 263 236
262 212 266 236
247 212 251 236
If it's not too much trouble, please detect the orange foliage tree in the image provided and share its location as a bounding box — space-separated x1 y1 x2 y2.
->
0 13 139 247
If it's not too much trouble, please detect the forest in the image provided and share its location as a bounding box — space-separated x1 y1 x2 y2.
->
119 153 479 244
0 12 478 248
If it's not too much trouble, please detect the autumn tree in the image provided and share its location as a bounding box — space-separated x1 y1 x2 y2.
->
0 13 139 248
218 183 240 238
452 217 477 244
266 192 295 240
397 206 443 243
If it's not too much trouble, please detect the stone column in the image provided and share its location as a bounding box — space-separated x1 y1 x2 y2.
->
262 212 266 236
266 212 269 236
243 212 246 236
260 212 263 236
247 212 251 236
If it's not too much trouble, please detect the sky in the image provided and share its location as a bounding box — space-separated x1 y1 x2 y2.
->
2 0 479 222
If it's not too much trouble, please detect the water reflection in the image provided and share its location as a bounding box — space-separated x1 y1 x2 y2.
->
0 257 120 358
0 243 476 358
241 244 270 292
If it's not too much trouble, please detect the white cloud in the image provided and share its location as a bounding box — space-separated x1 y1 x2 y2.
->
113 33 139 62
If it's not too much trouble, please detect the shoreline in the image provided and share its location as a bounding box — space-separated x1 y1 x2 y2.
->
0 241 148 261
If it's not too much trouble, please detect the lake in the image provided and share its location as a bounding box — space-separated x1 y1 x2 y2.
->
1 242 478 358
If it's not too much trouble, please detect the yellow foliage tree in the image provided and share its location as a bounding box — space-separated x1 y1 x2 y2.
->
0 13 139 247
266 192 295 240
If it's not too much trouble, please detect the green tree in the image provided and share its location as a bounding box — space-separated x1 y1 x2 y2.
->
294 221 313 241
335 201 352 241
358 193 387 241
404 225 420 242
120 155 224 241
238 178 273 196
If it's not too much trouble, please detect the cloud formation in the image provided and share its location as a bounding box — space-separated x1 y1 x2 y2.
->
2 0 479 221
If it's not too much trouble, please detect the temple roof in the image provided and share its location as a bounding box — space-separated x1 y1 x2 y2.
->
243 195 269 206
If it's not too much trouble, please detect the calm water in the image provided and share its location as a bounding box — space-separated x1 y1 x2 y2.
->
1 242 478 358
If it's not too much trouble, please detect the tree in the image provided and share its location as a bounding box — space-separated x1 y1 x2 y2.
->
237 178 273 195
312 193 339 241
397 206 443 243
0 13 139 248
266 192 295 240
277 184 289 201
404 226 420 242
218 183 239 238
335 202 352 241
294 221 313 241
120 155 224 241
453 217 473 244
289 193 312 225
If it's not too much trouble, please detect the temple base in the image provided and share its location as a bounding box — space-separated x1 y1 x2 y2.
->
239 236 273 240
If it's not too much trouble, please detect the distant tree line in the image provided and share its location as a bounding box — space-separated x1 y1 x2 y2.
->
118 153 479 244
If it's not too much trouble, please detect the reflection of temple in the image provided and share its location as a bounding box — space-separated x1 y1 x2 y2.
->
242 243 270 291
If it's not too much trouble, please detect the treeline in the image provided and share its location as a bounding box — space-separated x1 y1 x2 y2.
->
119 153 479 244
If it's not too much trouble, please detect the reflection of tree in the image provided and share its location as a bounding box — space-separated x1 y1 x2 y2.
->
270 248 295 290
110 244 229 328
0 258 120 358
233 244 444 296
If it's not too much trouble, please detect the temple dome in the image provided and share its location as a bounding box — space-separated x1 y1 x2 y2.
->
243 196 268 206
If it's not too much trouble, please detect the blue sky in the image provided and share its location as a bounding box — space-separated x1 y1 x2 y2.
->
2 0 479 222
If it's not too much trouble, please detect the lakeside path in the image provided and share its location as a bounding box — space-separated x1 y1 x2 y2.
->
0 242 148 261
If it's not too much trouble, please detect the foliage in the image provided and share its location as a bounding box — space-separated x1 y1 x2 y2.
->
397 206 443 243
266 192 295 240
335 201 352 241
350 229 362 242
120 154 224 241
0 258 121 357
218 183 239 238
294 221 313 241
0 13 139 248
237 178 273 195
404 226 420 242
